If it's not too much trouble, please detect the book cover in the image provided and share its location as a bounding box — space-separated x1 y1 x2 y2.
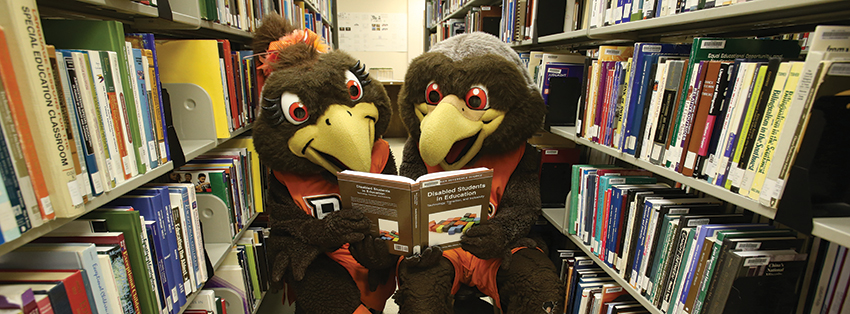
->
126 33 169 163
96 245 135 314
339 168 492 256
135 49 161 168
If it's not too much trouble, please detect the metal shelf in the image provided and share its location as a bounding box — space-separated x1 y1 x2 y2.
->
199 20 254 39
181 140 218 162
0 161 174 256
438 0 497 23
218 124 253 144
549 126 577 142
812 218 850 249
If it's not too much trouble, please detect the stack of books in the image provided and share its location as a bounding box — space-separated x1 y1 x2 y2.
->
563 163 809 314
558 249 647 314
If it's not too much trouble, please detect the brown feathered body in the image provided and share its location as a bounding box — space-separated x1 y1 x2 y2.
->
252 14 398 314
395 32 564 314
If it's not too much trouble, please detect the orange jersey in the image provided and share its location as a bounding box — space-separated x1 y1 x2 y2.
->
273 139 395 311
443 247 541 309
426 145 525 218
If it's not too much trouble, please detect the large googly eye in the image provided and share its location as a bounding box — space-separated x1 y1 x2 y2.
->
425 82 443 105
281 92 309 125
345 71 363 101
465 85 489 110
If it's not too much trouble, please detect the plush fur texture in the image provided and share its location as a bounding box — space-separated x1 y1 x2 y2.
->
395 32 562 313
253 14 398 313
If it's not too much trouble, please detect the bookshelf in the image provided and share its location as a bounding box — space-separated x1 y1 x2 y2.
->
506 0 850 50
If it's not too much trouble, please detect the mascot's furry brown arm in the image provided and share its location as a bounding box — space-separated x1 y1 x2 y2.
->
252 15 399 314
395 32 564 313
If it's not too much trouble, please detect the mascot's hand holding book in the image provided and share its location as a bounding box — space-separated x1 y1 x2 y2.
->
339 167 493 255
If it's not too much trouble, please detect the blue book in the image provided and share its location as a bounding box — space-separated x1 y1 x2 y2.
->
143 220 168 314
58 50 103 197
151 184 202 291
622 0 633 23
132 187 189 311
0 109 29 236
131 48 159 169
126 33 170 162
621 43 692 155
594 175 656 257
541 62 585 106
109 195 176 313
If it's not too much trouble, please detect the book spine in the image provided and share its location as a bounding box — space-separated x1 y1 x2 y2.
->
0 55 36 232
706 62 747 183
725 64 767 189
87 52 119 189
146 219 173 314
0 27 54 221
143 50 167 165
124 44 150 174
749 62 803 199
132 49 159 170
66 53 104 197
739 62 791 197
683 61 722 176
0 113 27 239
64 271 95 314
102 52 133 180
177 189 202 290
140 220 166 314
161 195 188 310
107 51 138 177
75 52 112 195
99 51 130 183
730 59 780 192
54 51 91 203
139 33 170 162
1 2 81 217
170 199 193 295
139 53 162 167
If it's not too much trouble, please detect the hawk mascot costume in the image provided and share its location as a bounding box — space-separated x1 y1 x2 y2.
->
394 32 564 314
252 15 399 314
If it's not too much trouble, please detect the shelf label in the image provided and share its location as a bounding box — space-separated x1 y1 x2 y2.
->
828 63 850 76
701 40 727 49
643 45 662 53
744 257 770 267
669 208 690 214
578 260 594 266
67 180 83 206
685 151 697 168
736 242 762 251
688 218 710 227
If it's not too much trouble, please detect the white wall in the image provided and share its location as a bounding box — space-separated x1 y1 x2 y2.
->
337 0 425 81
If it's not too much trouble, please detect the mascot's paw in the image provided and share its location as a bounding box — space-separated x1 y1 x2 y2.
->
268 236 322 284
401 245 444 268
349 235 400 292
460 222 509 260
324 209 370 245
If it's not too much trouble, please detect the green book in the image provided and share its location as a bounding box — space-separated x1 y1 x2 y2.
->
666 228 696 314
42 20 147 174
665 38 801 169
649 216 680 304
237 242 261 301
83 208 158 314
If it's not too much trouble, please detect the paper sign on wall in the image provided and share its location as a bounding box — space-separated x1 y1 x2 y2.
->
338 12 407 52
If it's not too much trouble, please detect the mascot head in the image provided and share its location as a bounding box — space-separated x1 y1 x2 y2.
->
399 32 545 171
252 15 392 175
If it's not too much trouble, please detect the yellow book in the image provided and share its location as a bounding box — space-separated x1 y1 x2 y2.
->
748 61 805 198
156 40 232 139
217 137 264 213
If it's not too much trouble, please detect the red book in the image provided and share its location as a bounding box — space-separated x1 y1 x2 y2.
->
682 61 722 177
0 270 92 314
217 39 240 131
35 293 53 314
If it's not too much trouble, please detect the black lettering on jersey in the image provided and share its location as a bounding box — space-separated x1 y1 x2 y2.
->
304 194 342 219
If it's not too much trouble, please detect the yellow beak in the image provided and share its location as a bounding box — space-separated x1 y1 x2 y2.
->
419 95 484 169
288 103 379 173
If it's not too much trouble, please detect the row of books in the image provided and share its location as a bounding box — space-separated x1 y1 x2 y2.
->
0 3 259 242
802 239 850 314
157 38 259 138
566 163 809 314
199 0 278 33
0 6 182 236
279 0 334 46
557 249 649 314
0 136 263 314
567 25 850 209
203 229 271 314
587 0 752 30
425 0 477 28
464 5 502 37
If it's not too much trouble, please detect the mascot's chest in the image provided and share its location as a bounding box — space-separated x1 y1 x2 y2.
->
274 171 342 219
425 145 526 218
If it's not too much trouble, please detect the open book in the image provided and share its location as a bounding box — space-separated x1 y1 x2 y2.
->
338 167 493 256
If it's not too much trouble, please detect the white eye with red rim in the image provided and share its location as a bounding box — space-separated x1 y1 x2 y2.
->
465 85 489 110
425 81 443 105
281 92 309 125
345 71 363 101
